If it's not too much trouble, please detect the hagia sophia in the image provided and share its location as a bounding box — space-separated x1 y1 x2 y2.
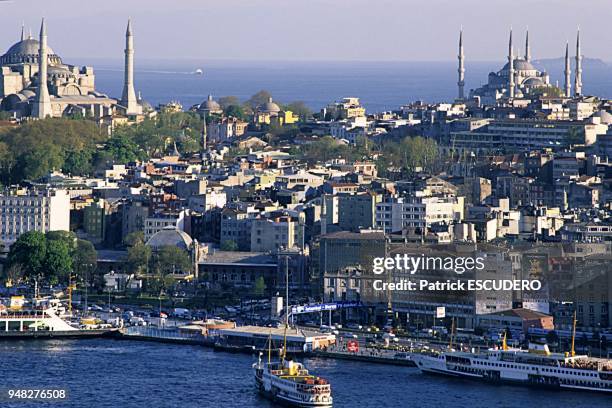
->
0 18 145 120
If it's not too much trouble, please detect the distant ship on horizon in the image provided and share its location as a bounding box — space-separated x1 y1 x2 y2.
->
194 68 204 75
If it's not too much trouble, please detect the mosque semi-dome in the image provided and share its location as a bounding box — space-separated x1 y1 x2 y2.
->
523 77 545 86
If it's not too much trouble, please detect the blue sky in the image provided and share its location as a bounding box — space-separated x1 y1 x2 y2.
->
1 0 610 62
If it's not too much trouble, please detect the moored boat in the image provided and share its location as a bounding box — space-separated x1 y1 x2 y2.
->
0 296 114 338
413 315 612 393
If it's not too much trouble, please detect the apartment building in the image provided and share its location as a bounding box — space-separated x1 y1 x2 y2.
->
0 188 70 245
375 193 464 233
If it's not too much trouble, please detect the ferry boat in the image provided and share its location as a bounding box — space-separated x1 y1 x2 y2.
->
413 325 612 393
253 355 333 407
252 257 333 407
0 296 112 338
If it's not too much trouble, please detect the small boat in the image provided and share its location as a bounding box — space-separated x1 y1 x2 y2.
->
194 68 203 75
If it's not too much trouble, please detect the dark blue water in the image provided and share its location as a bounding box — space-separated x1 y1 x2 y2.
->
85 59 612 112
0 339 609 408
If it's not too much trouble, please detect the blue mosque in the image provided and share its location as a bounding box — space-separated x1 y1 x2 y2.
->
458 29 583 106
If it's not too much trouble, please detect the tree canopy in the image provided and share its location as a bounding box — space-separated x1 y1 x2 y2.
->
4 231 97 286
285 101 312 121
246 90 272 110
0 118 105 184
112 111 204 157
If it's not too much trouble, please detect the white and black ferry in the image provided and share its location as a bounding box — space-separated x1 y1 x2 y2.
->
413 343 612 393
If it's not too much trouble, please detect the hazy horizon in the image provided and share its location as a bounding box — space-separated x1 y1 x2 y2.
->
1 0 612 62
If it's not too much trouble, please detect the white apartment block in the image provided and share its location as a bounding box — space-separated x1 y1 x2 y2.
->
0 189 70 245
376 193 464 233
188 189 227 213
144 210 186 242
250 215 304 253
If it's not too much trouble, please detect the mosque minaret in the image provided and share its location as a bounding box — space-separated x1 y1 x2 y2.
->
121 19 141 115
524 29 531 63
457 29 465 100
564 42 571 98
574 29 582 97
508 29 515 99
32 18 52 119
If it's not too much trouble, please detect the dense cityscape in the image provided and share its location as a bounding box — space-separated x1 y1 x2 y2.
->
0 12 611 408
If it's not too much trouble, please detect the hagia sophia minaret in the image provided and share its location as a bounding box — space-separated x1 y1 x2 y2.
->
574 29 582 97
508 29 515 98
457 29 465 100
32 18 52 119
524 29 531 62
121 19 140 115
564 42 571 98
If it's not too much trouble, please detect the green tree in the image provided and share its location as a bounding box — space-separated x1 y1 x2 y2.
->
44 239 73 283
125 232 151 275
46 230 77 248
73 239 98 285
0 141 17 185
2 263 24 286
1 118 105 182
7 231 47 280
104 133 143 163
111 111 205 157
155 246 192 276
528 85 564 98
124 231 145 247
285 101 312 121
221 240 239 251
253 276 266 296
225 105 248 121
399 136 438 173
64 148 95 175
246 90 272 110
218 96 241 109
127 240 152 275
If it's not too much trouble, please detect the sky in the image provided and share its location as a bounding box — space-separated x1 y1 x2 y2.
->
1 0 611 62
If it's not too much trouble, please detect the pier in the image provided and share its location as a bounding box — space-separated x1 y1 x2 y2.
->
118 326 213 346
313 345 416 366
